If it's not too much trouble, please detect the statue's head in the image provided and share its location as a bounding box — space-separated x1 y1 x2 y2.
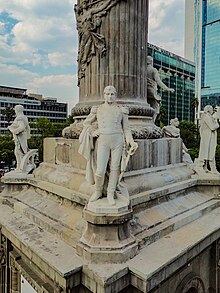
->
170 117 179 127
103 86 117 104
147 56 153 65
15 105 24 115
204 105 213 115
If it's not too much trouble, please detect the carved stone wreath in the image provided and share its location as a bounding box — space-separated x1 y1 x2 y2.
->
175 273 205 293
71 104 155 117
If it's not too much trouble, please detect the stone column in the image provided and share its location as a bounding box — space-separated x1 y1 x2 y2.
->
79 0 148 101
73 0 153 121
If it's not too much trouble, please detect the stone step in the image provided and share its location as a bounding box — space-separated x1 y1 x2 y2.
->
128 206 220 293
130 178 198 210
0 187 85 248
134 196 220 249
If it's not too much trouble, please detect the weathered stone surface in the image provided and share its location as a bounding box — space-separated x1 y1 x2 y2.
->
77 203 138 263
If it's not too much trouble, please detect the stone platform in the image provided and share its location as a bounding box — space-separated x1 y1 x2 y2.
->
1 175 220 292
31 137 190 199
1 136 220 292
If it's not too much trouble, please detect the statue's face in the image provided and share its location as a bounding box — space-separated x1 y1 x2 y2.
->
147 56 153 66
173 119 179 127
15 105 23 115
103 86 117 104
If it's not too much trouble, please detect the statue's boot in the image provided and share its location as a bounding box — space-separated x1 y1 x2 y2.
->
209 160 219 174
89 175 104 202
107 170 119 206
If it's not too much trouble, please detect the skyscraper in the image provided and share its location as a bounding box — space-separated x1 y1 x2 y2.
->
148 43 195 125
184 0 195 62
194 0 220 112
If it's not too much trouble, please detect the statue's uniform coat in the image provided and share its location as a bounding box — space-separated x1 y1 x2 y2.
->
199 112 219 161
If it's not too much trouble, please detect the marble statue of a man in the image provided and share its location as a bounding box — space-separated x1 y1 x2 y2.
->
197 105 219 173
163 118 193 164
79 86 138 205
147 56 175 121
8 105 31 170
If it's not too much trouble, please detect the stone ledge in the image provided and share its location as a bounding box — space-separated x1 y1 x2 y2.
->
84 208 133 225
130 178 198 209
86 195 129 215
0 204 83 285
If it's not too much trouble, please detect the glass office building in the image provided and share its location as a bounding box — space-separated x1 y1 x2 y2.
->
195 0 220 110
148 43 195 125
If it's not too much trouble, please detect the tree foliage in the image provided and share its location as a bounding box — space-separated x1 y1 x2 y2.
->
179 120 200 149
2 107 15 126
0 134 15 168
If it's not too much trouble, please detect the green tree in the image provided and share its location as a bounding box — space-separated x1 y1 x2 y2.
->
179 120 200 149
0 134 15 168
2 107 15 126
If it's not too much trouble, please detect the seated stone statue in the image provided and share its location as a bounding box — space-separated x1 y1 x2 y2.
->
78 86 138 205
196 105 219 174
163 118 193 164
147 56 175 121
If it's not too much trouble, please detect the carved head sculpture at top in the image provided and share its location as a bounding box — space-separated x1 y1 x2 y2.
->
204 104 213 115
103 85 117 104
147 55 153 66
170 117 179 127
14 104 24 115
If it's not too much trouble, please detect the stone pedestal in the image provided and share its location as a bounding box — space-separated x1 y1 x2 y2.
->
77 197 138 263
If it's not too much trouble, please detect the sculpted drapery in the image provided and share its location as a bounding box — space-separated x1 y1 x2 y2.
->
75 0 121 85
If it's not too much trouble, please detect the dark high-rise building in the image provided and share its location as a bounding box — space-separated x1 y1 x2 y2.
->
148 43 195 125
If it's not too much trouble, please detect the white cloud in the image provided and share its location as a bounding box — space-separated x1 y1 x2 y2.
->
149 0 184 56
0 21 5 34
27 74 79 113
0 63 37 87
0 0 184 115
48 52 74 67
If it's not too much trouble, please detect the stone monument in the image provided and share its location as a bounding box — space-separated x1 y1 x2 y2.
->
79 85 138 205
163 117 193 165
63 0 163 139
194 105 220 175
5 104 38 179
147 55 175 121
1 1 220 292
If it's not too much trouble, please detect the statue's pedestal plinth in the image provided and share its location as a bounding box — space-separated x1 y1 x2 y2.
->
77 197 138 263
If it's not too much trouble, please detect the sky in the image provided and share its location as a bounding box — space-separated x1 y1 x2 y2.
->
0 0 185 113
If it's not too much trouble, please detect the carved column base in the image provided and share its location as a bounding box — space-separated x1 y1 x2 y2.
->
77 197 138 263
63 102 162 139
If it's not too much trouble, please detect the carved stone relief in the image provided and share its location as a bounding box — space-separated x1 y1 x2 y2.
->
176 273 205 293
55 143 71 165
0 235 6 268
75 0 121 84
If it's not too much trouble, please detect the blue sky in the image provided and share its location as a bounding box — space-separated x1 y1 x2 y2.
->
0 0 184 113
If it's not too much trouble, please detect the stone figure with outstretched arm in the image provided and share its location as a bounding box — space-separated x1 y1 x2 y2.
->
78 86 138 205
147 56 175 121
